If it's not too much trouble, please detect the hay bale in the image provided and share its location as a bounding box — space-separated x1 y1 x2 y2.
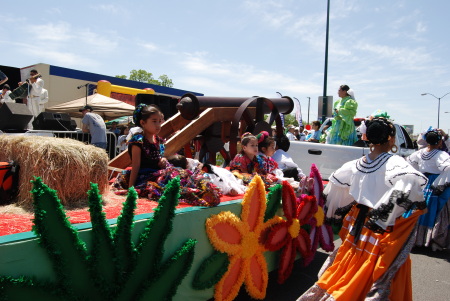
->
0 134 109 207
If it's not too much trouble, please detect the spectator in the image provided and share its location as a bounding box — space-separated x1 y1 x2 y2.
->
109 121 121 135
294 127 301 140
298 125 306 141
272 135 305 181
117 126 131 153
285 125 297 141
0 84 13 104
307 121 322 143
79 105 107 149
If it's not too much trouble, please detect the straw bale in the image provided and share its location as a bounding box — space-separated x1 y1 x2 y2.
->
0 134 109 207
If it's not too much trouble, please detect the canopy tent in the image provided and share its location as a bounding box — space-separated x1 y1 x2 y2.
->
46 94 135 119
105 116 133 126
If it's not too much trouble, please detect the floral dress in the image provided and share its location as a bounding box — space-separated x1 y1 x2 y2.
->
229 153 276 187
113 134 222 207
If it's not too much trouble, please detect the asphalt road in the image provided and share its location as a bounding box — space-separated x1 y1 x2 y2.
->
232 241 450 301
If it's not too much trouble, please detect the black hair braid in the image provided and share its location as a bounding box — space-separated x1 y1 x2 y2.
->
365 118 395 145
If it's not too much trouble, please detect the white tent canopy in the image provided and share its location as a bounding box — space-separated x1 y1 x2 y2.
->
46 93 135 120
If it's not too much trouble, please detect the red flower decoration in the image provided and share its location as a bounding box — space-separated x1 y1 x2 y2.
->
264 181 317 284
302 164 335 266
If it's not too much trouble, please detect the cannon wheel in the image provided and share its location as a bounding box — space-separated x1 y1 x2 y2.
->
229 97 284 158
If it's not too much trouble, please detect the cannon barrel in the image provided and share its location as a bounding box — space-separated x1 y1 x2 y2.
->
176 93 294 120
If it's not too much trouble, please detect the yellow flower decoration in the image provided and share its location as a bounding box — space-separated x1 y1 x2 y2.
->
314 206 325 227
205 175 281 301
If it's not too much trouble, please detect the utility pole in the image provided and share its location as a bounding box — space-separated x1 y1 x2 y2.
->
322 0 331 122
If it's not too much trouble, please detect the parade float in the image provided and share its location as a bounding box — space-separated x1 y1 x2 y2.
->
0 95 335 300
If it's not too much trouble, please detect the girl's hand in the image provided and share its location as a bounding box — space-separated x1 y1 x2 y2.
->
159 157 168 168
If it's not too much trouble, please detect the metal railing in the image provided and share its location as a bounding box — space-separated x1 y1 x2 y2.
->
24 130 118 160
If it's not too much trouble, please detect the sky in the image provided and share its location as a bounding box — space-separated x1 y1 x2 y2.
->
2 0 450 134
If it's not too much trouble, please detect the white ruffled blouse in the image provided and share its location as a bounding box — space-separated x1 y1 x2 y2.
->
325 153 427 232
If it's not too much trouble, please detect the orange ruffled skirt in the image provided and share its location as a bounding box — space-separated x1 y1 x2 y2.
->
299 206 424 301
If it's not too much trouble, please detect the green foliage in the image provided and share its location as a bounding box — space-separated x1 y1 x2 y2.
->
115 69 174 87
0 177 197 301
265 183 282 222
192 251 229 290
284 113 299 127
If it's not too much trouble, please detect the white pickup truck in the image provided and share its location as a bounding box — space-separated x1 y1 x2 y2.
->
288 122 416 180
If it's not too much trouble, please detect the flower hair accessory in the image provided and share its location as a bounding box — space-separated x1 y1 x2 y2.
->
241 132 256 142
133 103 148 124
256 131 269 143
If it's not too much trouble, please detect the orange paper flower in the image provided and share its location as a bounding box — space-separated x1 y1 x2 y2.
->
206 175 282 301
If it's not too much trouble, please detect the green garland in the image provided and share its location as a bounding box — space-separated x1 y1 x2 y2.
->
192 251 229 290
113 186 138 281
0 177 197 301
87 183 117 295
264 183 282 222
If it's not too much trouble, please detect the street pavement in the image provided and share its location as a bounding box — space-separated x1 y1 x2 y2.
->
232 240 450 300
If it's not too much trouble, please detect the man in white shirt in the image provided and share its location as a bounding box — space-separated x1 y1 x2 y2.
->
0 84 13 104
285 125 298 141
19 69 44 129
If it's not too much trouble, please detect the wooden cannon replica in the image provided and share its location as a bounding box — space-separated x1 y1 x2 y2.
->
108 94 294 172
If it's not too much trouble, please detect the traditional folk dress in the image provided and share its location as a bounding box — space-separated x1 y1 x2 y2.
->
406 148 450 249
113 134 222 207
229 153 277 187
298 153 427 301
328 96 358 146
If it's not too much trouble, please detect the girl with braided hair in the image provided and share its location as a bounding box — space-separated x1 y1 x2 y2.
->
406 129 450 250
257 131 278 174
298 117 428 301
113 104 223 207
229 132 264 175
128 104 167 188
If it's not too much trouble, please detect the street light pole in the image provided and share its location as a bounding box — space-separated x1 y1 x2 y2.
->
306 97 311 124
421 92 450 128
322 0 331 123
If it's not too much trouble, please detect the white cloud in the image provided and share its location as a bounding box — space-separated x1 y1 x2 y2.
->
140 43 159 52
416 21 426 33
177 52 320 97
242 0 294 29
92 4 121 15
355 42 432 71
77 29 119 52
27 22 72 41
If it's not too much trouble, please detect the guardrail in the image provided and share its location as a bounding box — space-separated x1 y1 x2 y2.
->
24 130 118 160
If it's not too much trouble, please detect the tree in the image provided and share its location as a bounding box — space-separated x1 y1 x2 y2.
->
115 69 174 87
158 74 174 88
283 114 299 127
